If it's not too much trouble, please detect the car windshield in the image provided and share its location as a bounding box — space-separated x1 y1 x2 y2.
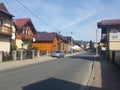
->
55 51 62 53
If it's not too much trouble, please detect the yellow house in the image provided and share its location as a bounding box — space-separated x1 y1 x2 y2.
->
14 18 37 49
58 35 69 54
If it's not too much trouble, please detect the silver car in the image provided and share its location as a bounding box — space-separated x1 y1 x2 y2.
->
51 50 65 58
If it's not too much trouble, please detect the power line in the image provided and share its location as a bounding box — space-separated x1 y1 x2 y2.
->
4 0 24 18
16 0 58 32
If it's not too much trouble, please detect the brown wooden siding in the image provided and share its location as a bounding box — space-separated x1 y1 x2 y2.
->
0 24 12 36
32 37 59 54
16 26 34 40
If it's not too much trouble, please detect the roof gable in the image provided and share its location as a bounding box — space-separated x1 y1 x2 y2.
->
15 18 37 34
98 19 120 28
0 3 13 17
34 32 58 42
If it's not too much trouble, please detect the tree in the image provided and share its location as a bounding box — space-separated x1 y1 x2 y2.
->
89 40 94 50
27 41 32 50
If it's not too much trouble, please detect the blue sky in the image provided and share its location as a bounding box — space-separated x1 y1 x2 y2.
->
2 0 120 41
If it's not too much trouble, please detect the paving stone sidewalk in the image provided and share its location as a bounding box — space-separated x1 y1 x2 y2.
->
89 56 120 90
0 52 80 71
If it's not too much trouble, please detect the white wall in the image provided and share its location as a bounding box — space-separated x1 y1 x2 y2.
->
0 36 10 52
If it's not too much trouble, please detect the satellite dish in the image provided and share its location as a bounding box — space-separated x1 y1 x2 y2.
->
33 38 35 42
11 34 15 39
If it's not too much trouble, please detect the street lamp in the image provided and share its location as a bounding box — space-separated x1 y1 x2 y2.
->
96 29 99 56
71 32 73 53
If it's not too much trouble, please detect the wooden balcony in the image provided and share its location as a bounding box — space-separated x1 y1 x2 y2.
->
21 34 33 41
0 24 12 36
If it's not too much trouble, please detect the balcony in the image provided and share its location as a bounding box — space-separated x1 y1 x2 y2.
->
0 24 12 36
21 34 33 41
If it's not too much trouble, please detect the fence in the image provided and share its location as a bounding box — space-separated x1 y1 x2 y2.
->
0 51 11 62
0 49 48 62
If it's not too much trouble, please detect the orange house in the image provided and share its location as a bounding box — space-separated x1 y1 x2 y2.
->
32 32 59 54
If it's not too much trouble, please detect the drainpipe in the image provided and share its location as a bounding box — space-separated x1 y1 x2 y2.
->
112 51 115 63
107 26 110 60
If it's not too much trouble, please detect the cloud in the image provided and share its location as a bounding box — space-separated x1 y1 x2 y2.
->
61 11 97 29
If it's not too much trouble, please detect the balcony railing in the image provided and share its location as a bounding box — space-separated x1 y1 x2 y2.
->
0 24 12 36
21 34 33 41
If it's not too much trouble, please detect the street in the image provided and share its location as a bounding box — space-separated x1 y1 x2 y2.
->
0 52 95 90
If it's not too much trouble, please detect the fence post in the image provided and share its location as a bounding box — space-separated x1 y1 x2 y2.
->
0 51 3 62
20 50 23 60
37 50 40 57
32 50 34 59
12 50 17 61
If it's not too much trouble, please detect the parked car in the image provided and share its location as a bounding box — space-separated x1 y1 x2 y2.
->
51 50 65 58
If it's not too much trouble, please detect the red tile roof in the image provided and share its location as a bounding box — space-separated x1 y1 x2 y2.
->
15 18 30 29
98 19 120 28
15 18 37 34
0 3 13 17
34 32 58 42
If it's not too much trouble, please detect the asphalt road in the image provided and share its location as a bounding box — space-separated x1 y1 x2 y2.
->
0 52 95 90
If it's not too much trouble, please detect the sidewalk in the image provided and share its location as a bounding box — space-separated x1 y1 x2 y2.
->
0 52 80 71
89 56 120 90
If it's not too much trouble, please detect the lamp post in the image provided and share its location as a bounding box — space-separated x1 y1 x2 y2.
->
96 29 99 56
71 32 73 53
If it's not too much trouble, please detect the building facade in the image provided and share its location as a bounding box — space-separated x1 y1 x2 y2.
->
0 3 13 53
98 19 120 64
14 18 37 49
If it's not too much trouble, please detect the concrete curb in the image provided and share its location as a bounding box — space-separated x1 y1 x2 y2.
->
80 55 96 90
0 52 81 71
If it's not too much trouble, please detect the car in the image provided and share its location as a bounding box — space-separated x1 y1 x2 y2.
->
51 50 65 58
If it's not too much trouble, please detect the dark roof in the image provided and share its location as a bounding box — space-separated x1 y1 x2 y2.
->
34 32 58 42
14 18 37 34
63 36 72 41
0 3 13 17
98 19 120 28
58 35 69 43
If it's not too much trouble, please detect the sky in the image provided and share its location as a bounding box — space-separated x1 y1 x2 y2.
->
1 0 120 41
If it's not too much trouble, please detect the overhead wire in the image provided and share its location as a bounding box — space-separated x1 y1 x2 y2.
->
4 0 24 18
16 0 58 32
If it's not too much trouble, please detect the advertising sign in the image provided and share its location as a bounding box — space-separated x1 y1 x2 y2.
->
109 28 120 50
109 29 120 41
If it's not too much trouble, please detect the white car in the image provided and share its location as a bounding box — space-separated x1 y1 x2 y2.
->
51 51 65 58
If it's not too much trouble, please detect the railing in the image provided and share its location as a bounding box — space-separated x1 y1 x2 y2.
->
0 24 12 36
21 34 33 41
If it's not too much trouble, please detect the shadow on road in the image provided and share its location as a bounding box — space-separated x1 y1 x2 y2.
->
22 77 102 90
69 52 95 61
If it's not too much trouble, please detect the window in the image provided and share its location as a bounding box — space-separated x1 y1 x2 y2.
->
25 30 28 34
0 18 4 24
23 30 25 34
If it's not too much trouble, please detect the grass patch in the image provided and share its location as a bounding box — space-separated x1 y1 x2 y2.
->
93 76 96 80
3 59 15 62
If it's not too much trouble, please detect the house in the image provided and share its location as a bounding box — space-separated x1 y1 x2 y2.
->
58 35 69 53
63 36 74 53
14 18 37 49
0 3 13 53
98 19 120 64
32 32 59 55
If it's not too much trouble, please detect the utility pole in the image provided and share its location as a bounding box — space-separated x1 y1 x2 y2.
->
71 32 73 53
96 29 99 56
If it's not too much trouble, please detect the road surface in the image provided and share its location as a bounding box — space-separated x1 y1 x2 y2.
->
0 52 95 90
